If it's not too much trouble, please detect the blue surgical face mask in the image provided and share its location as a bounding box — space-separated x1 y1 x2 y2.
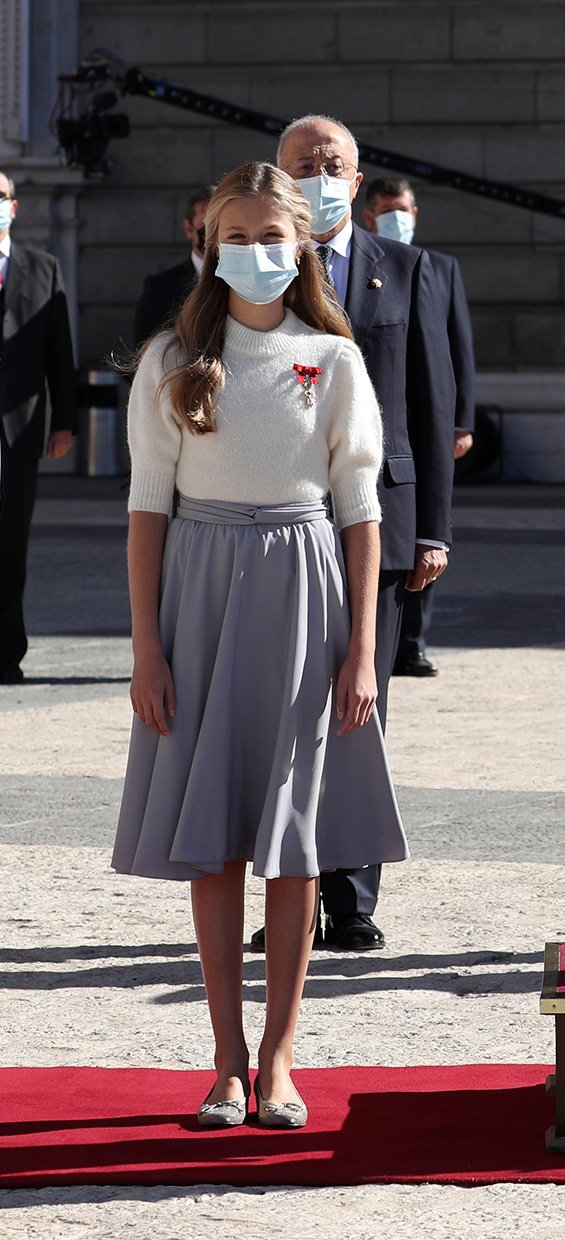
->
296 174 353 235
215 242 298 304
375 209 415 245
0 201 13 232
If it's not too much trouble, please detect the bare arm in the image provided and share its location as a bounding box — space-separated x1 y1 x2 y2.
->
128 510 176 736
336 520 380 735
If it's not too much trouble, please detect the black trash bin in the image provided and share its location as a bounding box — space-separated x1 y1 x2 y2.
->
78 370 124 477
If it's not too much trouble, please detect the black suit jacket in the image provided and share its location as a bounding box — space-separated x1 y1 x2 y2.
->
0 243 77 461
134 257 198 347
426 249 475 432
344 225 456 571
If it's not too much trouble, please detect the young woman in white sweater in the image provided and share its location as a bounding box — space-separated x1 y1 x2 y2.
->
112 162 407 1129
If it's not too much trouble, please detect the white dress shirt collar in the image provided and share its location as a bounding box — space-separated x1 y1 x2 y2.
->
191 249 204 277
0 233 11 258
311 218 352 257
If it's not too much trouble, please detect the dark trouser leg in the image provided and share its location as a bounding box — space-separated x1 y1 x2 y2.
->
397 581 435 660
320 569 407 919
320 866 378 917
374 569 408 730
0 440 39 673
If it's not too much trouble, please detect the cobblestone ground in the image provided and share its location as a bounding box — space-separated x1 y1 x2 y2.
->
0 481 564 1238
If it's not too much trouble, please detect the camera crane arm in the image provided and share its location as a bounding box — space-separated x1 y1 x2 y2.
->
57 58 565 219
120 67 565 220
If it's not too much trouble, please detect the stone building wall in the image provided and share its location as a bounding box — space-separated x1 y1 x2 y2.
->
77 0 565 389
2 1 565 477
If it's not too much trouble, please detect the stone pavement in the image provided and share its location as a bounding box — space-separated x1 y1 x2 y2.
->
0 477 564 1239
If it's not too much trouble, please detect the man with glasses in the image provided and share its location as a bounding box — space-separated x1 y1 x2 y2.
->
0 171 77 683
251 114 455 952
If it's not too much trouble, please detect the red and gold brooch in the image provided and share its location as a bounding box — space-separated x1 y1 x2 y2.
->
293 363 323 410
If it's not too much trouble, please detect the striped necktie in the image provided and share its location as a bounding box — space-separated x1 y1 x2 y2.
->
316 244 335 288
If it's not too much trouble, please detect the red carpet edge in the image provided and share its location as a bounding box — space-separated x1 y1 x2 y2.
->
0 1064 561 1188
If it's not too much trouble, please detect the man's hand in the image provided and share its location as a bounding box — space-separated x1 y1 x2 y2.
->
405 545 448 592
47 429 73 459
454 429 473 459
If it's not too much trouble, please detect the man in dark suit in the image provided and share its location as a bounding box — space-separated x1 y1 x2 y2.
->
251 114 456 952
363 176 475 678
0 170 77 684
134 185 216 346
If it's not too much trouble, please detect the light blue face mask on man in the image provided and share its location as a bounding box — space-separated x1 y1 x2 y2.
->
375 209 415 245
0 201 13 232
296 175 353 235
215 242 298 304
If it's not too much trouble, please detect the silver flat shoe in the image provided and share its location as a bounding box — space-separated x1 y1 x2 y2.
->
197 1084 249 1129
254 1078 308 1128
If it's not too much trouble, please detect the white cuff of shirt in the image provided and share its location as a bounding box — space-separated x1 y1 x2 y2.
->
415 538 450 550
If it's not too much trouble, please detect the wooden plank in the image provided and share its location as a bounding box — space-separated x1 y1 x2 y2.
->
540 941 565 1014
555 1013 565 1137
546 1125 565 1153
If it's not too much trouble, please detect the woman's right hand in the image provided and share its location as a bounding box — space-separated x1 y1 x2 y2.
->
130 647 176 736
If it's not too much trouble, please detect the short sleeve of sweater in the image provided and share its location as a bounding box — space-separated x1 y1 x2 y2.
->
127 335 183 514
327 340 383 529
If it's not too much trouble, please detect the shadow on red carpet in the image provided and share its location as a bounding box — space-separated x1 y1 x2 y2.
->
0 1064 561 1188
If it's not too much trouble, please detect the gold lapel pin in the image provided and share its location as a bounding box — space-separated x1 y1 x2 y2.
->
368 277 383 289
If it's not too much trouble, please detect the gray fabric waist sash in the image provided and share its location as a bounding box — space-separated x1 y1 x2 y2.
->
176 495 328 526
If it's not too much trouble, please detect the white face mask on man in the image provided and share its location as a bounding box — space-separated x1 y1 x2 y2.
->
0 200 13 232
296 174 354 235
375 209 415 245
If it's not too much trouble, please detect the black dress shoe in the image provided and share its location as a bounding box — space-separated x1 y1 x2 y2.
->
250 915 324 952
393 653 438 677
324 914 385 951
0 667 24 684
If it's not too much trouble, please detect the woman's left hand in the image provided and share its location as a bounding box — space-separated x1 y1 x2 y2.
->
336 647 377 736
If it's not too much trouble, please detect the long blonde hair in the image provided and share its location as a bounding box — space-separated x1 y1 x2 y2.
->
161 161 354 435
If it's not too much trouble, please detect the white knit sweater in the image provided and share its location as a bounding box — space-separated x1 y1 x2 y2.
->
128 308 383 529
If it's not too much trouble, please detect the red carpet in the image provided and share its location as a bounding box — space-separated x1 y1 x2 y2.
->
0 1064 562 1188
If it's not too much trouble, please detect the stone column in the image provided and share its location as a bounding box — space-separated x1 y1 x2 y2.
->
0 0 82 339
0 0 83 470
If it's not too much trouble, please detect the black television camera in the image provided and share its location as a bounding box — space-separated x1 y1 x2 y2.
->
56 88 129 180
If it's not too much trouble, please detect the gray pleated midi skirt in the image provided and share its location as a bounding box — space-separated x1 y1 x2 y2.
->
112 496 409 881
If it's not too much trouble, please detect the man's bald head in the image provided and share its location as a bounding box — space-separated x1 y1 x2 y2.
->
277 114 359 171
